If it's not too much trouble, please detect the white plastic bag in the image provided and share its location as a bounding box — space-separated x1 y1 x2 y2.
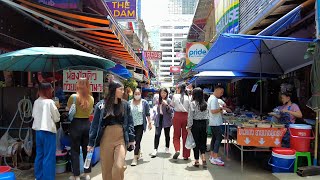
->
185 133 196 150
56 127 64 150
23 128 33 157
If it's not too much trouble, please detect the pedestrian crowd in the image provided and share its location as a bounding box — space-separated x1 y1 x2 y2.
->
32 78 230 180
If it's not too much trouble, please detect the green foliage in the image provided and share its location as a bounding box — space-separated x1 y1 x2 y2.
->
123 78 138 90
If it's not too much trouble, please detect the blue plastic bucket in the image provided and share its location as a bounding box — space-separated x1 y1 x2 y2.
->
0 172 15 180
269 152 295 173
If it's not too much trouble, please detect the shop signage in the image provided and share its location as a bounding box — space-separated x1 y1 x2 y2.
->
170 66 181 74
143 51 162 61
105 0 137 21
37 0 81 9
63 70 103 92
214 0 239 34
237 127 287 147
186 42 210 66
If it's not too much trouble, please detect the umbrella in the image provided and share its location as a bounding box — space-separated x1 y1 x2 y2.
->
195 34 314 115
307 42 320 166
0 47 115 72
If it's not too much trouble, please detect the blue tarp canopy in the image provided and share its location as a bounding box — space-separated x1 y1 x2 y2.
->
195 34 314 74
108 64 132 79
188 71 278 85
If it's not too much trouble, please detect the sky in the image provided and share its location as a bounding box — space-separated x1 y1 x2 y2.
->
141 0 169 29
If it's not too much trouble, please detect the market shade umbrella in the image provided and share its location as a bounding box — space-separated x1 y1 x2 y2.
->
195 34 314 74
195 34 314 115
108 64 132 79
0 47 115 72
307 42 320 166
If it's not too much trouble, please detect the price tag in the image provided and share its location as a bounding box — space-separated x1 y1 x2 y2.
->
251 84 258 92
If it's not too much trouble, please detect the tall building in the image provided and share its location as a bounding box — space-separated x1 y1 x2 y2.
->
158 16 193 87
168 0 197 15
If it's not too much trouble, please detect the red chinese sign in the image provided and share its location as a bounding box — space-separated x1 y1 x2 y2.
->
143 51 162 61
237 127 287 147
170 66 181 73
63 70 103 92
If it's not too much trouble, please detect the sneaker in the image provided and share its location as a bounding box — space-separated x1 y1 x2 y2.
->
165 147 170 154
173 151 180 159
85 175 91 180
131 158 138 166
151 149 157 158
69 176 80 180
210 157 225 166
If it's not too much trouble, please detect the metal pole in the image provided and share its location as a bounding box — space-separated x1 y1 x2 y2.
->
314 111 319 166
241 145 244 172
260 52 263 117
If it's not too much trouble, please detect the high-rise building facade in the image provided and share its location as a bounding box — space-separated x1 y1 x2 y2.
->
168 0 197 15
158 16 193 87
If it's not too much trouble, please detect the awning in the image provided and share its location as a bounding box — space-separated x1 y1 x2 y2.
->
258 5 302 36
189 71 277 85
1 0 145 68
195 34 314 74
108 64 132 79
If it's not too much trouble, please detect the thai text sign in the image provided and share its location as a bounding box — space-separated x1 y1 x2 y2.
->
143 51 162 61
237 127 287 147
105 0 137 21
214 0 239 34
170 66 181 74
63 70 103 92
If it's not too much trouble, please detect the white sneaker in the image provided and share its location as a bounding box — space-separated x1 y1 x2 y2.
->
210 157 225 166
131 158 138 166
69 176 80 180
151 149 157 158
165 148 170 154
85 175 91 180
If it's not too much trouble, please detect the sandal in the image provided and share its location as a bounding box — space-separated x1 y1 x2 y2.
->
202 160 207 168
193 161 200 168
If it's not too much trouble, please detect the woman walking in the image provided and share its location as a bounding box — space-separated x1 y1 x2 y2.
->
88 81 135 180
187 88 209 167
32 83 60 180
171 83 191 160
151 88 173 158
129 88 152 166
67 78 94 180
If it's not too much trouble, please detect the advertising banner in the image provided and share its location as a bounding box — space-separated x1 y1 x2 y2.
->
63 70 103 92
170 66 181 74
105 0 137 21
37 0 81 9
185 42 210 71
237 127 287 147
214 0 239 34
143 51 162 61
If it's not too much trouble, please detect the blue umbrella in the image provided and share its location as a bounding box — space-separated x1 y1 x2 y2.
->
0 47 115 72
108 64 132 79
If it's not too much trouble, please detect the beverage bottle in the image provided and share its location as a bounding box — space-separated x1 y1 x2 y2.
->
84 150 93 169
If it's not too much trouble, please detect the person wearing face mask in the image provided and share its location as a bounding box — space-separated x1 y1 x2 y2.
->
269 92 302 147
129 88 152 166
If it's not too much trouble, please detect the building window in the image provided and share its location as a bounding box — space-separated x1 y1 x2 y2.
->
161 38 173 41
162 60 172 63
174 49 181 53
160 26 172 29
161 44 172 47
174 26 189 29
174 42 182 48
174 33 184 37
174 60 180 63
161 65 171 68
163 55 172 58
161 49 172 52
160 33 172 37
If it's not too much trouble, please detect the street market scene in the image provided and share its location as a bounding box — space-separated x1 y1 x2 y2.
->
0 0 320 180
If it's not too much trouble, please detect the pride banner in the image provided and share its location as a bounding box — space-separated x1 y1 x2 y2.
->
214 0 239 34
